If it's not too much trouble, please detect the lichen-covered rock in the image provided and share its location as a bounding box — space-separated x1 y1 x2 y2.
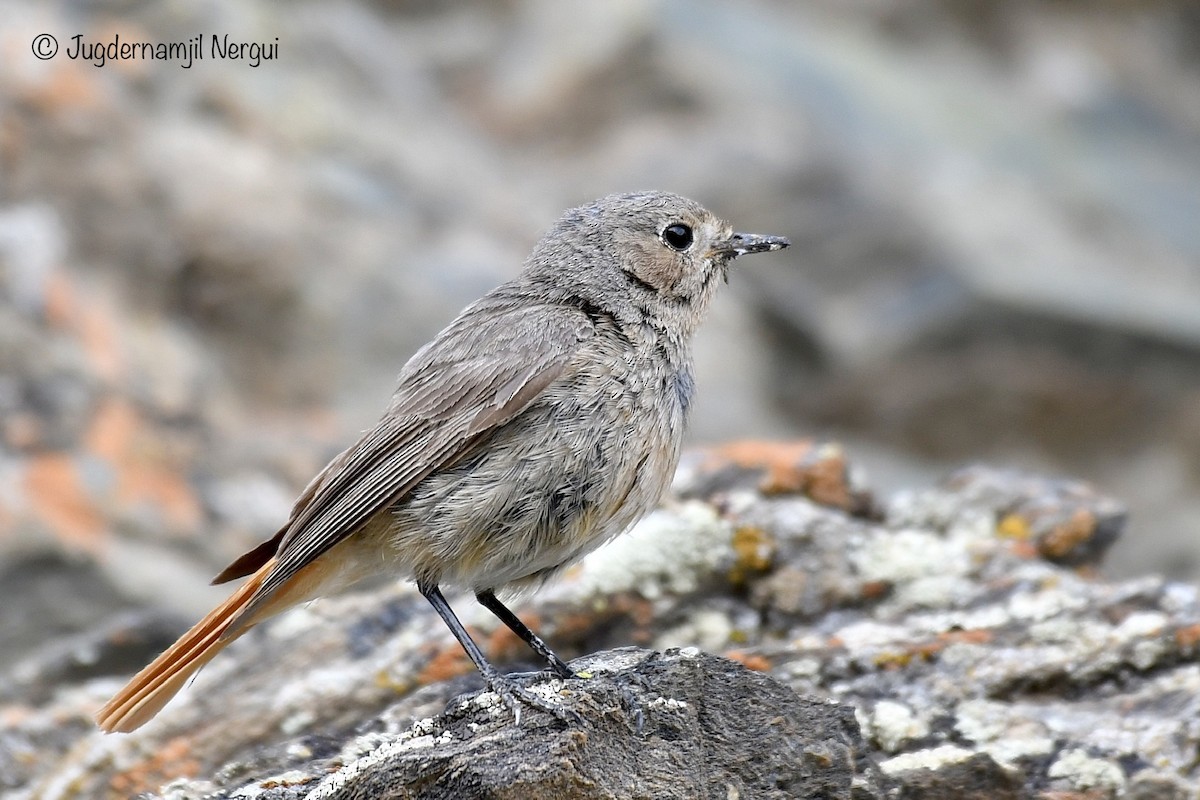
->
190 648 872 800
6 446 1200 799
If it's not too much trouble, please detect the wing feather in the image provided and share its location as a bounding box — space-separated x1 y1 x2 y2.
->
225 299 593 630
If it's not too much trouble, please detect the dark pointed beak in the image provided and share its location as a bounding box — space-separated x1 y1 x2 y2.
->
715 232 790 257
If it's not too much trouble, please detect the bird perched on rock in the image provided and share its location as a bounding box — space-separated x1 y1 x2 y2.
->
96 191 789 732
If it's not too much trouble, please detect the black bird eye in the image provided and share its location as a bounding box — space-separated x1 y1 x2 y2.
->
661 223 694 251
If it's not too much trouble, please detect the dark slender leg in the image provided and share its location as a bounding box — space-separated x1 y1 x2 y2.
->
475 589 575 679
419 582 575 724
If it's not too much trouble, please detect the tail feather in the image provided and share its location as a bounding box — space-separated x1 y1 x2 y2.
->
95 560 274 733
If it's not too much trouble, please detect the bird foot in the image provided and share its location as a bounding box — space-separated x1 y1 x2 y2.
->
478 670 582 726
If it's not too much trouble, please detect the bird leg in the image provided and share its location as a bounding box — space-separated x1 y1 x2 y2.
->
475 588 576 679
418 583 575 724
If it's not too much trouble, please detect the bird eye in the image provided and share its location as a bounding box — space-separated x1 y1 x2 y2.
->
661 223 694 251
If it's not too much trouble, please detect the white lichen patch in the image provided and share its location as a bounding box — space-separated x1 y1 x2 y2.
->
307 737 436 800
881 488 946 529
158 778 220 799
869 700 929 753
398 734 435 751
333 732 391 763
1029 617 1110 645
888 575 977 611
647 696 688 712
983 736 1056 765
1130 638 1168 671
653 608 733 651
1113 611 1167 639
879 745 976 775
472 691 505 713
954 699 1013 743
778 656 822 682
280 710 316 736
1006 586 1089 622
852 528 969 584
266 603 327 639
833 620 910 652
904 605 1012 639
1161 582 1199 613
285 742 313 760
943 508 995 545
1048 749 1126 792
573 501 732 599
410 716 437 737
954 699 1054 764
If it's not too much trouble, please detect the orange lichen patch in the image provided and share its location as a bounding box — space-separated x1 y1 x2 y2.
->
790 448 853 509
417 644 473 685
724 650 771 672
1175 624 1200 650
939 629 993 646
83 398 203 532
85 397 138 460
552 608 606 640
43 269 78 329
872 636 963 670
611 593 655 627
1010 540 1040 560
1039 508 1096 560
118 460 203 531
882 631 995 666
77 293 124 382
729 525 775 584
20 62 105 116
861 580 891 600
0 705 33 726
41 268 125 380
23 454 106 550
707 440 853 509
908 640 945 661
108 736 200 797
996 513 1032 541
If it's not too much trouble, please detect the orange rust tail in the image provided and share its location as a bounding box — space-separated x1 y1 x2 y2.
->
96 560 277 733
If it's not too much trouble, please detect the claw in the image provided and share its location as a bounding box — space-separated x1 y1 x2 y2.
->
483 671 580 725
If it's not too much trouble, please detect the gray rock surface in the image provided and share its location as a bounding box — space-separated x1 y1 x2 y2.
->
6 446 1200 798
154 648 870 800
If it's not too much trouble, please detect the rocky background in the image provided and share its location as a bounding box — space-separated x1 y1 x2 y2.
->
2 0 1200 797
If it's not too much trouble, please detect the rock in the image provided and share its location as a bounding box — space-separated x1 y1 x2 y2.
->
7 449 1200 798
172 648 873 800
13 646 878 799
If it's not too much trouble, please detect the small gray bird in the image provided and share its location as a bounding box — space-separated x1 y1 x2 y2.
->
96 191 789 732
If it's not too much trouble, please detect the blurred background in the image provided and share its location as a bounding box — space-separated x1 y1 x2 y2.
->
2 0 1200 671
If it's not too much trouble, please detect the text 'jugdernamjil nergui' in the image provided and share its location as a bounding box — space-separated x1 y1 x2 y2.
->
66 34 278 68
